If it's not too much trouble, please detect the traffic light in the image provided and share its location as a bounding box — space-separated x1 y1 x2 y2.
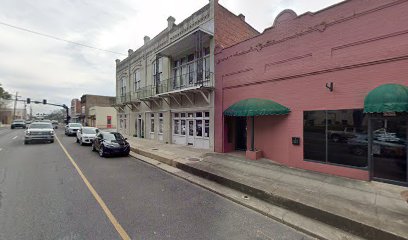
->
26 98 30 104
43 99 47 104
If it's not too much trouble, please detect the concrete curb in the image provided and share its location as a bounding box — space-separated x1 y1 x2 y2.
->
130 147 407 240
129 152 365 240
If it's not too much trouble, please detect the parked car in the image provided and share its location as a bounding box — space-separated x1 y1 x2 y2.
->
65 123 82 136
51 120 59 129
91 132 130 157
11 119 26 129
24 122 54 144
347 134 406 158
76 127 99 145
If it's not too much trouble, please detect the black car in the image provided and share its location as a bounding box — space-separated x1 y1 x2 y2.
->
91 132 130 157
11 120 26 129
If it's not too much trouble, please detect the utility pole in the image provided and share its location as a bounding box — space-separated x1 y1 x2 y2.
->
13 92 19 120
23 100 27 120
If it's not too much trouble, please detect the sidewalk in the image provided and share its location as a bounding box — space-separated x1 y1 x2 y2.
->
126 136 408 240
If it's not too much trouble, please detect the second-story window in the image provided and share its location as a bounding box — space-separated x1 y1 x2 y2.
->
153 58 163 86
120 77 126 96
134 69 141 91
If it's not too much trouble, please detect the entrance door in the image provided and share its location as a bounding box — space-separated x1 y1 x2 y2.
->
187 120 194 146
371 118 407 185
235 117 247 151
137 118 144 138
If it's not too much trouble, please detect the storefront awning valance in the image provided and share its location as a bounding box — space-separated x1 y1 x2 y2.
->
364 84 408 113
224 98 290 117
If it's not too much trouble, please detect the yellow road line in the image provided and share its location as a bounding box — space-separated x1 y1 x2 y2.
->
55 135 131 240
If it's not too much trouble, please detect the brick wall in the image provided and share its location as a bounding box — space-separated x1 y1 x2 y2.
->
214 0 408 180
215 3 259 49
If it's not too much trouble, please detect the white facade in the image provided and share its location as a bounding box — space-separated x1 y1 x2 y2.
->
88 106 117 129
115 1 216 149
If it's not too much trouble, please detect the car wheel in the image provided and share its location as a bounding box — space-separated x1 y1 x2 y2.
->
99 146 105 157
24 140 29 144
11 126 14 129
91 143 96 152
50 140 54 143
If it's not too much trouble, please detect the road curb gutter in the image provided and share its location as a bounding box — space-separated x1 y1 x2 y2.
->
130 147 407 240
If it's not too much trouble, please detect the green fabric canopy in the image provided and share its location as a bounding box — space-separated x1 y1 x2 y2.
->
364 84 408 113
224 98 290 116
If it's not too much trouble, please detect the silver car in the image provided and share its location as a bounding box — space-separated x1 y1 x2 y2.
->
24 122 54 144
76 127 99 145
65 123 82 136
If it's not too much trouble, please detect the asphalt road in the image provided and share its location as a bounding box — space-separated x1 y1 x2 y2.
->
0 127 312 240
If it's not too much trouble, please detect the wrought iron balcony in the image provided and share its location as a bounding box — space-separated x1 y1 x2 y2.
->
117 71 214 102
159 71 214 94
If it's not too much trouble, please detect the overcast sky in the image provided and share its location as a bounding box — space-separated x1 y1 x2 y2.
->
0 0 342 114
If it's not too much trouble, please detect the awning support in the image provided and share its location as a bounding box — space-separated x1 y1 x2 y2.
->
181 93 194 105
197 90 210 104
169 95 181 106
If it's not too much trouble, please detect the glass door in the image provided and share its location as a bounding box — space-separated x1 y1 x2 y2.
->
370 118 407 185
187 120 194 146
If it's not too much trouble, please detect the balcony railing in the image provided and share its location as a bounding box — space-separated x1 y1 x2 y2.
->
116 71 213 103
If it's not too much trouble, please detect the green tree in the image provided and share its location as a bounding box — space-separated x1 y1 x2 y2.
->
0 83 11 100
0 83 11 110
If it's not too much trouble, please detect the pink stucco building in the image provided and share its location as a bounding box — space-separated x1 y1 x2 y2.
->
215 0 408 186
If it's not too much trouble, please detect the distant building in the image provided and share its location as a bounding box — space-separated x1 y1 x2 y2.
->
70 98 81 123
88 106 117 129
0 108 25 124
80 95 115 126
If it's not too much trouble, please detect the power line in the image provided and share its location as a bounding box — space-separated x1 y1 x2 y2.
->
0 21 127 56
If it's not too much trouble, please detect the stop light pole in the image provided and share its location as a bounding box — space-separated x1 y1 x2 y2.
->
26 98 71 124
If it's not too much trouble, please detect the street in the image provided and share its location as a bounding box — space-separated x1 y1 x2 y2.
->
0 127 312 240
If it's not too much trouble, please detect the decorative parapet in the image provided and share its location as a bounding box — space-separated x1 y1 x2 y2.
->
116 4 211 71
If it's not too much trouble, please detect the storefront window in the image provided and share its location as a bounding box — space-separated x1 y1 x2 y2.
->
204 120 209 138
150 114 155 133
196 120 202 137
188 113 194 118
205 112 210 118
304 111 326 162
174 120 179 134
181 120 186 135
304 109 368 168
189 121 194 136
196 112 203 118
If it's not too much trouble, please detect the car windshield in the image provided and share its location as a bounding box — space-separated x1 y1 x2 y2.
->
83 128 96 134
14 121 24 123
30 123 52 129
103 133 124 142
70 124 81 127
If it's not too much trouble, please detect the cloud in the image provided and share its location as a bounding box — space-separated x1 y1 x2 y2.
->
0 0 342 114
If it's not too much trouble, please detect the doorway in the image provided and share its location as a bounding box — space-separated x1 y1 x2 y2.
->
137 115 144 138
370 117 407 185
187 120 194 146
235 117 247 151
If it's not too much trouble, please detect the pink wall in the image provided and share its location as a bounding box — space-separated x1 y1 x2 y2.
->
214 0 408 180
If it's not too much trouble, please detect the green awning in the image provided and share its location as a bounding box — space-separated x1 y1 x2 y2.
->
224 98 290 117
364 84 408 113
